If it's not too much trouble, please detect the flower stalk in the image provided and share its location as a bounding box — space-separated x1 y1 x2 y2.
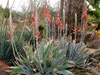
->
80 0 87 42
75 13 77 43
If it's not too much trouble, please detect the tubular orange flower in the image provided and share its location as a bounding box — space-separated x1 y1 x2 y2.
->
31 11 40 30
34 30 40 39
84 23 88 29
31 14 40 25
12 23 14 32
44 14 51 23
84 20 88 29
81 7 87 20
44 6 49 17
30 24 35 29
72 26 78 32
59 22 64 30
81 7 88 29
9 31 14 40
83 8 87 13
55 13 61 25
44 5 51 23
6 40 11 42
77 27 83 35
31 15 35 25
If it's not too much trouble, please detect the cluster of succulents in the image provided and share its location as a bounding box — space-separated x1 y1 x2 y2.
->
9 37 91 75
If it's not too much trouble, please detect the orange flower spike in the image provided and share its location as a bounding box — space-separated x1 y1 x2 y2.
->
12 23 14 32
84 23 88 29
31 12 40 25
9 31 14 40
81 7 87 20
38 15 40 24
72 26 78 32
58 22 64 30
34 30 40 39
44 5 48 17
31 13 35 24
44 5 51 23
60 22 64 30
44 5 49 17
6 40 11 42
55 13 61 25
83 8 87 13
77 27 83 35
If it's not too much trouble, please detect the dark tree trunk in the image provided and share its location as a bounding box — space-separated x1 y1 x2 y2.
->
65 0 84 33
60 0 64 16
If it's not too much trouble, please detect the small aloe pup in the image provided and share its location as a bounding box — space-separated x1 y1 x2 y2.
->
9 40 73 75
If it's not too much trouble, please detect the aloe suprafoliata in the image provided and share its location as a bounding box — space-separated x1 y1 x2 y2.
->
9 40 73 75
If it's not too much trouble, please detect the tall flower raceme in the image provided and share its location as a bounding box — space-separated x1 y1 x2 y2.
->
55 13 64 30
77 27 83 35
31 11 40 29
9 23 15 41
59 22 64 30
81 8 87 20
55 13 61 25
31 11 40 39
44 5 51 23
72 26 78 32
34 30 40 39
84 20 88 29
9 31 14 40
71 7 88 37
81 7 88 29
72 26 83 35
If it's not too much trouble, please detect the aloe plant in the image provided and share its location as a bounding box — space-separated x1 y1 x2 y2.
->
67 42 89 66
59 36 90 68
65 39 90 68
9 40 73 75
0 27 25 65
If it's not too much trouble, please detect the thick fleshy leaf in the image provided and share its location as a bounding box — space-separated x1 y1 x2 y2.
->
56 70 73 75
34 72 42 75
9 66 22 73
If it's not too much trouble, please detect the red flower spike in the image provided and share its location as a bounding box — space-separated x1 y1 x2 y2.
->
84 23 88 29
12 23 14 32
44 9 49 17
34 30 40 39
6 40 11 42
59 22 64 30
83 8 87 13
72 26 78 32
9 31 14 40
51 23 55 26
44 5 51 23
81 7 87 20
32 16 35 24
77 27 83 35
31 12 40 25
55 13 61 25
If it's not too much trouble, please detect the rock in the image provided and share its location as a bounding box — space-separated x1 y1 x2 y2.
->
85 31 100 49
87 40 100 49
87 67 100 75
